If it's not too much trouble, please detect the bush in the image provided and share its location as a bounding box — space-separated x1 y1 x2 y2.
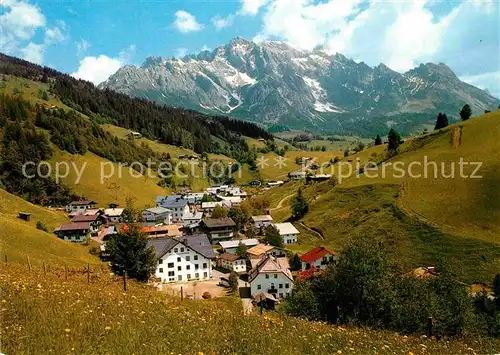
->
36 221 48 232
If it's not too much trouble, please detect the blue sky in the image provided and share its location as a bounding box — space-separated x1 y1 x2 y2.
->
1 0 499 97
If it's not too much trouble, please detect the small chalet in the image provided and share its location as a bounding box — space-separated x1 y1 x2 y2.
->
54 222 91 242
202 217 236 243
142 207 172 224
71 214 102 233
252 215 273 229
246 244 286 259
218 238 259 254
248 255 293 299
104 208 124 223
66 200 97 213
147 234 215 283
274 222 300 244
216 253 247 273
300 247 337 271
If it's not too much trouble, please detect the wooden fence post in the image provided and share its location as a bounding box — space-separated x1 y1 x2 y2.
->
427 316 434 337
122 270 127 292
27 255 31 271
4 254 7 264
43 262 46 274
65 264 68 281
181 286 184 301
87 263 90 283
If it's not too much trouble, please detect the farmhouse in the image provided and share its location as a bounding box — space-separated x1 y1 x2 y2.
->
202 217 236 243
300 247 337 271
218 238 259 254
252 215 273 229
274 222 300 244
142 207 172 224
66 200 97 213
71 214 102 233
182 211 204 228
216 253 247 273
104 208 124 223
54 222 91 242
147 235 215 283
248 255 293 299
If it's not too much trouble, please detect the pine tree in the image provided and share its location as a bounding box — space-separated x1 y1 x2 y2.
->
434 112 449 130
292 188 309 219
374 134 382 146
460 104 472 121
290 253 302 271
387 129 401 152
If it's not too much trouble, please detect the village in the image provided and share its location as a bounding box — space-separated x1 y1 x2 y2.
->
52 182 337 310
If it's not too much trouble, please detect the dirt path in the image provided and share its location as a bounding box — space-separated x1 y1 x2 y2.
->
299 222 325 240
270 193 295 211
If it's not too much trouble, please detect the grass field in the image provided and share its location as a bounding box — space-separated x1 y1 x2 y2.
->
2 262 497 354
0 189 99 267
49 148 168 209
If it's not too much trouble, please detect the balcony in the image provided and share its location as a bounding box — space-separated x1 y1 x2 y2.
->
268 288 277 294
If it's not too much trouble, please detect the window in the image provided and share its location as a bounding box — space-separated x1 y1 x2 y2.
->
279 293 284 298
186 265 190 270
257 284 261 290
195 264 199 270
159 268 163 273
203 263 207 268
194 255 198 260
181 247 185 252
187 274 191 280
178 275 182 281
279 284 283 288
285 283 289 288
195 273 199 279
203 272 207 278
186 256 190 261
177 257 181 262
168 263 174 268
174 248 178 252
265 274 269 279
168 271 174 276
159 259 163 264
274 274 277 279
178 266 182 271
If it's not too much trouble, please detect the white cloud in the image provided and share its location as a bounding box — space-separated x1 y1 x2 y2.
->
76 39 91 57
20 42 44 64
200 45 211 52
212 14 234 30
173 10 204 33
44 21 69 45
240 0 269 16
461 71 500 98
0 0 46 52
71 44 136 85
173 47 188 58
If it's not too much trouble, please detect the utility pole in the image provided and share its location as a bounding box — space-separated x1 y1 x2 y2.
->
108 182 120 202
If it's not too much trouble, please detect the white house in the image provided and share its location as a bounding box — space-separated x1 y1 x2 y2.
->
104 208 124 223
218 238 259 254
299 247 337 271
71 214 101 233
65 200 97 213
142 207 172 224
288 171 306 180
158 199 190 223
248 255 293 299
182 211 204 228
147 235 215 283
252 215 273 229
216 253 247 273
54 222 91 243
274 222 300 244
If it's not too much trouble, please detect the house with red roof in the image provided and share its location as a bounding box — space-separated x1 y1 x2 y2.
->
299 247 337 271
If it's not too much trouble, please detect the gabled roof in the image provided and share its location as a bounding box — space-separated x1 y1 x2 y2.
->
248 255 293 282
54 222 90 232
147 234 215 259
69 200 96 206
274 222 299 235
143 207 171 215
203 217 236 228
71 214 99 222
161 199 188 208
300 247 336 264
252 215 273 222
104 208 124 217
218 253 242 262
246 243 276 256
219 238 259 250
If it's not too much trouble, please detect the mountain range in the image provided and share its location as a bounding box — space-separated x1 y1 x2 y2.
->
100 37 499 136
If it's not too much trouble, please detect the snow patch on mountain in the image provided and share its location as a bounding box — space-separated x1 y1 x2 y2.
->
302 76 343 113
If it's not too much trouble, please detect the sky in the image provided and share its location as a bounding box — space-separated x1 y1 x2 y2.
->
1 0 499 97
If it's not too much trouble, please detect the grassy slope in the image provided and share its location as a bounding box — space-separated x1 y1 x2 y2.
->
49 148 168 209
268 112 500 283
0 189 99 267
2 263 497 355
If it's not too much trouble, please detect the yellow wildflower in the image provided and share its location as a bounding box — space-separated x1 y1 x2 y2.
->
64 328 71 333
105 326 112 330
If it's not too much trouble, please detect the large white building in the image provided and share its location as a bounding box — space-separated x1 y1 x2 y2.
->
248 255 293 299
252 215 273 229
142 207 172 224
66 200 97 213
274 222 300 244
148 235 215 283
158 199 190 223
216 253 247 273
